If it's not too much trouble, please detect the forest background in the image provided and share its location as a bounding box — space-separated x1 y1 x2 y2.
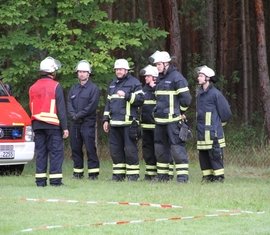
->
0 0 269 166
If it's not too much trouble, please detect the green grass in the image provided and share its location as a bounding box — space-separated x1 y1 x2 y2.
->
1 159 270 235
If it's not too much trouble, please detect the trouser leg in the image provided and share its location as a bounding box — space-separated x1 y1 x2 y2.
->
109 127 126 181
209 148 225 182
199 150 214 182
48 129 64 186
81 124 100 179
70 124 84 178
34 130 48 187
142 129 157 180
124 126 139 181
167 122 189 183
154 125 170 182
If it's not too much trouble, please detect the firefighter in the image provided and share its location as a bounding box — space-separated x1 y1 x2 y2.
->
140 65 158 180
150 51 192 183
67 60 100 180
29 57 69 187
103 59 144 181
196 65 232 183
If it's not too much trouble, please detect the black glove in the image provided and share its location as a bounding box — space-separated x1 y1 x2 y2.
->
178 121 192 142
210 138 223 160
129 120 141 141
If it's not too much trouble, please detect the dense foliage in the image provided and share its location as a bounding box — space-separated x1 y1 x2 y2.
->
0 0 167 103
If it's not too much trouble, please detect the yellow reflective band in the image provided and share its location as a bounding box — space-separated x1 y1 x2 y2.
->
35 173 47 178
113 169 126 174
176 87 190 94
141 124 155 129
157 162 169 168
110 120 132 125
103 111 110 116
146 171 157 176
222 122 227 126
169 164 174 169
168 171 174 176
214 169 224 176
155 87 189 95
197 144 213 150
144 100 156 104
176 170 189 175
126 164 139 170
126 170 140 175
169 94 173 116
130 93 135 104
33 112 60 124
113 163 126 168
73 168 84 173
157 169 169 174
175 164 189 169
180 106 188 112
205 112 211 125
50 99 56 114
202 169 213 176
88 168 100 173
49 173 63 179
154 116 180 123
146 165 157 170
125 101 131 122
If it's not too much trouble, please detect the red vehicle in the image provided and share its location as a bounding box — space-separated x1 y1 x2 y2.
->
0 79 34 175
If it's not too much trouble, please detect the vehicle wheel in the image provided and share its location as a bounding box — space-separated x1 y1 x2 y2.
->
0 164 24 176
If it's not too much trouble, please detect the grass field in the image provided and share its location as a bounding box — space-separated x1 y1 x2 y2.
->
1 159 270 235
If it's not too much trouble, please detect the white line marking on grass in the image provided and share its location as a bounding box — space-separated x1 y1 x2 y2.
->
20 210 265 233
24 198 183 208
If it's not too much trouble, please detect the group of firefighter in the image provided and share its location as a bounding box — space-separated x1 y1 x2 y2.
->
28 51 231 187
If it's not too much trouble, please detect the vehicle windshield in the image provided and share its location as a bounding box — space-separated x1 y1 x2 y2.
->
0 82 9 96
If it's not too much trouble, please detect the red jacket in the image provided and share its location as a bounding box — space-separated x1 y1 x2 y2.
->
29 78 60 126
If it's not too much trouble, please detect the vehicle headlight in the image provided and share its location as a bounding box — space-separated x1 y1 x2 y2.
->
25 126 34 142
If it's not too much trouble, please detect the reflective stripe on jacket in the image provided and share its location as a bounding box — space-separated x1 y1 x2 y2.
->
103 74 144 126
196 84 232 150
141 84 156 129
154 65 191 124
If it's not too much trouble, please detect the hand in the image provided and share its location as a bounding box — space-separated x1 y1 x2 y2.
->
117 90 125 97
103 121 110 133
63 130 69 139
180 114 186 120
149 80 156 88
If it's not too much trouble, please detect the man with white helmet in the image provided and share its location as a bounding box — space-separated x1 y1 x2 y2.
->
103 58 144 181
196 65 232 183
67 60 100 180
140 65 158 180
150 50 192 183
29 56 69 187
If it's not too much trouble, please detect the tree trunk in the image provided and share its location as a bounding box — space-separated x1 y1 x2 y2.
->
147 0 154 27
204 0 216 68
241 0 249 124
161 0 182 70
254 0 270 140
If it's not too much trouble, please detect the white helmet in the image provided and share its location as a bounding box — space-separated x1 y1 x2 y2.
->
150 51 171 63
75 60 91 73
198 65 215 77
141 65 159 77
40 56 61 73
114 59 130 70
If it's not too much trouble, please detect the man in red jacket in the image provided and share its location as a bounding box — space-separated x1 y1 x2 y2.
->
29 57 69 187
